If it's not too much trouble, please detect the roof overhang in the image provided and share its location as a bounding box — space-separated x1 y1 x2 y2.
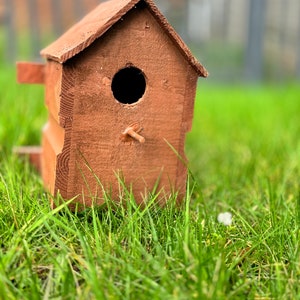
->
41 0 208 77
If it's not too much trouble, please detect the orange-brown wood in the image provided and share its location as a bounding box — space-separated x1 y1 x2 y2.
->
40 0 208 77
44 61 63 124
51 4 198 206
18 0 208 209
17 62 45 84
13 146 42 171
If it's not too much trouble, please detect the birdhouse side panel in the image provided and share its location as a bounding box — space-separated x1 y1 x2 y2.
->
41 61 63 195
44 61 63 124
60 5 199 204
52 64 77 199
41 114 65 195
42 60 74 199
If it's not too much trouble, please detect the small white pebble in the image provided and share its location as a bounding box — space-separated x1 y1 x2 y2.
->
217 212 233 226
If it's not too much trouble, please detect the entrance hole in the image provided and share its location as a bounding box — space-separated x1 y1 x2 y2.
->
111 66 146 104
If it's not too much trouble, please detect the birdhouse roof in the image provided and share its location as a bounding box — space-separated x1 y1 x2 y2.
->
41 0 208 77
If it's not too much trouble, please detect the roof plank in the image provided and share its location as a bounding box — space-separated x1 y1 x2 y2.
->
41 0 208 77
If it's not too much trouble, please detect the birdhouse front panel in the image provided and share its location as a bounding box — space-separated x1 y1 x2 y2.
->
46 4 198 206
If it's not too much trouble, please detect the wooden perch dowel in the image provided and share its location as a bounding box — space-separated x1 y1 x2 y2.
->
122 123 145 143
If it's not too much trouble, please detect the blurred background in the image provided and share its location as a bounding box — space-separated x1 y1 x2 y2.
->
0 0 299 83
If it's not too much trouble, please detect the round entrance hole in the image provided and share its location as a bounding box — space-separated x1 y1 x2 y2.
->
111 66 146 104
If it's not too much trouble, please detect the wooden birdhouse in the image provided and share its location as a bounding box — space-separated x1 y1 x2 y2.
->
17 0 208 209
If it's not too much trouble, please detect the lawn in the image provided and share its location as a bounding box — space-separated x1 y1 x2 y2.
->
0 65 300 299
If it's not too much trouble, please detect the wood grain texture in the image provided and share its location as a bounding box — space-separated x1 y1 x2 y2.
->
16 62 45 84
41 62 64 195
44 61 63 124
50 6 197 206
41 63 75 200
54 65 75 199
40 0 206 208
41 116 64 194
40 0 208 77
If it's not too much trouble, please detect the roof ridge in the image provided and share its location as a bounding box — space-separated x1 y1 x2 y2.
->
41 0 208 77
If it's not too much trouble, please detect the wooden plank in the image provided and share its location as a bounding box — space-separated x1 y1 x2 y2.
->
17 62 45 84
40 0 208 77
13 146 42 172
44 61 63 124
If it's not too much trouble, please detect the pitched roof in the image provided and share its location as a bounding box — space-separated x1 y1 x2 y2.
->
41 0 208 77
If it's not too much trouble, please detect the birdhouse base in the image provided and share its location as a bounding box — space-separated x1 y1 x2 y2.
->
13 145 187 210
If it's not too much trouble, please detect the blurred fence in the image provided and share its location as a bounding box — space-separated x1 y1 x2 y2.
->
1 0 300 82
0 0 100 60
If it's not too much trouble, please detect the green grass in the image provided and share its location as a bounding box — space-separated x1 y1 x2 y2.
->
0 66 300 299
